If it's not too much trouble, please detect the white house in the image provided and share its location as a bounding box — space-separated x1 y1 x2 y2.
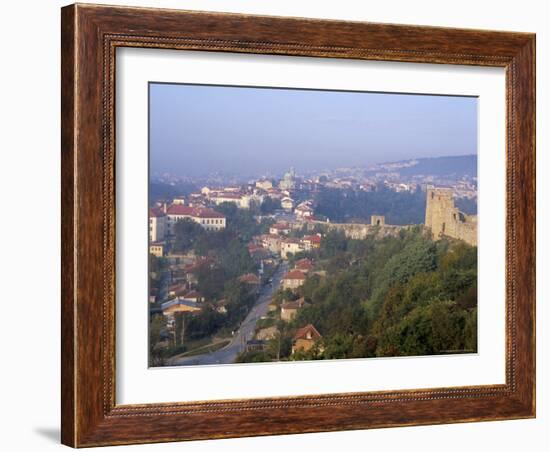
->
269 222 291 235
281 197 294 211
295 200 314 219
149 242 164 258
166 204 226 234
280 238 304 259
209 191 263 209
255 179 273 190
149 207 166 242
281 270 307 290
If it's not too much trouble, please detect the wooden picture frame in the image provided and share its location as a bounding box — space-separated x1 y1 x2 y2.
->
61 3 535 447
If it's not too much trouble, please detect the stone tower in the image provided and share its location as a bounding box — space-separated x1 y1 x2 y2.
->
370 215 385 226
425 188 477 246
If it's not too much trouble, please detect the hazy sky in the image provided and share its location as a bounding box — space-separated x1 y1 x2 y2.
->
149 83 477 178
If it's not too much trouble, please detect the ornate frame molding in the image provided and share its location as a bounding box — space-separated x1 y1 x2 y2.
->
62 4 535 447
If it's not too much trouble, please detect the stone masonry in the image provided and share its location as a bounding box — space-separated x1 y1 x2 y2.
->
424 187 477 246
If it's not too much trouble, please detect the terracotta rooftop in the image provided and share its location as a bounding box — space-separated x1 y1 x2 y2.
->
295 258 314 270
239 273 261 284
166 204 225 218
284 270 307 280
302 235 322 244
293 324 322 341
281 298 306 310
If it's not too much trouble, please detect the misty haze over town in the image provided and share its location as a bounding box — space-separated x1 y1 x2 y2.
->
150 83 477 181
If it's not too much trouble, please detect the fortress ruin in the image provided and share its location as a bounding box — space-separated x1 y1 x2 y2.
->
370 215 385 226
300 188 477 246
424 188 477 246
304 216 411 240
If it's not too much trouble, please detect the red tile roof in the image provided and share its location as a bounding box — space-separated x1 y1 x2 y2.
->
281 298 306 310
295 259 314 270
284 270 307 280
293 324 321 341
282 238 302 245
303 235 322 244
166 204 195 216
193 207 225 219
166 204 225 219
239 273 260 284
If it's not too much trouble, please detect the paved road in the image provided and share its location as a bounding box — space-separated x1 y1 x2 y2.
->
169 262 288 366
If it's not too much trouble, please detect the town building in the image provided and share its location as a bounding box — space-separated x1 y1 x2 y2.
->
261 234 282 254
239 273 261 294
295 201 314 219
167 283 187 298
282 270 307 290
149 207 166 242
279 168 296 190
371 215 385 226
255 179 273 190
248 243 270 260
180 290 203 303
281 196 295 211
292 324 322 354
161 299 202 316
207 190 264 209
301 235 321 251
269 222 291 235
165 204 226 234
149 288 159 304
239 273 261 285
265 188 284 199
280 238 304 259
149 242 165 258
280 297 307 321
294 258 314 273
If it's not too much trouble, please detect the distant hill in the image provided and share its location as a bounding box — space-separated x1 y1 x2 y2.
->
382 155 477 179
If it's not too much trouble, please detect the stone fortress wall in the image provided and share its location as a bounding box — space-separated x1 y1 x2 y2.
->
424 188 477 246
303 217 413 240
299 187 477 246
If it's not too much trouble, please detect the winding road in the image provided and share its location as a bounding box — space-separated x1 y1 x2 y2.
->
169 262 288 366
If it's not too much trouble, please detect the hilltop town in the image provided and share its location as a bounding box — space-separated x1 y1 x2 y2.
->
148 157 478 366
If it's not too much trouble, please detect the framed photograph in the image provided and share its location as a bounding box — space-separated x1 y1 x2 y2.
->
61 3 535 447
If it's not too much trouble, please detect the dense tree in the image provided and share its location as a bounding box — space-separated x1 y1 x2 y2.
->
196 265 226 301
149 314 167 366
260 197 282 214
269 230 478 363
184 306 224 341
320 230 348 258
173 218 205 253
216 202 273 241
